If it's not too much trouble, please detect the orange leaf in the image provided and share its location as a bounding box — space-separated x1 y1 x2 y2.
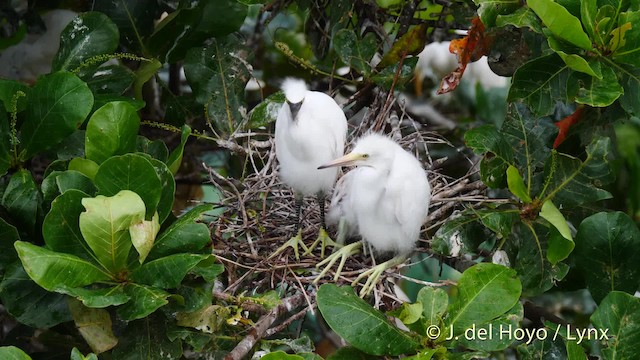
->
437 17 494 94
553 107 584 149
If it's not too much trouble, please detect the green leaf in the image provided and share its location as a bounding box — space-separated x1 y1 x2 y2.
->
327 347 378 360
509 54 569 116
317 284 419 356
83 64 136 95
130 212 160 264
333 29 377 76
611 11 640 67
60 285 130 308
189 257 224 283
417 286 448 326
574 212 640 303
111 313 182 359
568 62 623 107
56 129 86 160
528 0 593 50
52 12 119 72
389 302 423 325
371 58 417 90
148 204 213 259
147 1 247 63
507 165 532 202
93 0 158 51
1 169 39 233
136 136 169 162
43 189 93 260
117 283 170 320
456 302 523 351
19 72 93 161
547 36 601 78
590 291 640 359
147 158 175 224
618 65 640 116
446 263 522 334
94 154 162 218
68 298 118 354
247 91 285 129
0 346 32 360
472 0 521 27
0 263 71 328
580 0 597 40
85 101 141 164
540 137 614 207
175 304 229 333
166 125 191 175
0 217 19 271
0 79 29 112
133 59 162 101
496 7 543 33
80 190 146 272
476 210 518 240
0 105 11 176
71 348 98 360
261 352 304 360
131 254 211 288
540 201 574 264
41 170 96 208
69 158 100 180
183 35 250 135
15 241 111 291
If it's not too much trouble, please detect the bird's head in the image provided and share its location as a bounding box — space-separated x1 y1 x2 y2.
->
318 133 396 170
282 78 307 120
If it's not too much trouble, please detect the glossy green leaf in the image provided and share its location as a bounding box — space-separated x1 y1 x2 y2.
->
0 346 31 360
389 302 423 325
130 212 160 264
148 204 213 259
175 304 229 333
327 347 378 360
472 0 521 27
334 29 377 76
43 189 93 260
188 257 224 283
591 291 640 359
0 79 29 112
15 241 111 291
371 58 417 90
19 72 93 161
0 217 19 271
56 129 85 160
94 154 162 217
60 285 130 308
574 212 640 302
68 298 118 354
69 158 100 181
611 11 640 67
568 62 623 107
71 348 98 360
509 54 569 116
52 12 119 72
618 65 640 116
133 59 162 101
41 170 96 208
457 302 523 351
261 352 304 360
136 136 169 162
112 313 181 359
496 7 543 33
131 254 212 289
93 0 158 51
317 284 419 356
540 200 572 241
476 210 518 240
1 169 39 233
183 35 249 135
166 125 191 175
540 201 574 264
116 283 170 320
540 137 614 207
547 36 601 78
147 158 175 224
80 190 146 272
580 0 597 40
0 263 71 328
480 155 509 188
248 91 285 129
507 165 532 202
86 101 140 164
84 64 135 95
446 263 522 334
528 0 593 50
417 286 448 326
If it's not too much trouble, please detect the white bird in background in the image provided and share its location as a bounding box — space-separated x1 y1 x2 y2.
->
316 133 431 296
273 78 348 260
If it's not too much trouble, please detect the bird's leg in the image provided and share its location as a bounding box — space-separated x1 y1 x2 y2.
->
314 241 362 282
352 255 407 297
304 193 339 258
268 195 308 261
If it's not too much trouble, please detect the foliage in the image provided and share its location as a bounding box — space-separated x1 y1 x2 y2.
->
0 0 638 359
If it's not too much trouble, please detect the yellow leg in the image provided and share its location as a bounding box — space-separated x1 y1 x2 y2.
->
303 227 340 258
268 229 309 261
314 241 362 282
352 256 407 297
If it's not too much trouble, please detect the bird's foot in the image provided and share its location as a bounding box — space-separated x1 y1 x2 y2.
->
314 241 362 283
268 230 308 261
352 256 407 297
303 227 340 258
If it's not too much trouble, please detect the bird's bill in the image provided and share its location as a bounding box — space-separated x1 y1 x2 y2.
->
287 100 303 120
317 152 362 169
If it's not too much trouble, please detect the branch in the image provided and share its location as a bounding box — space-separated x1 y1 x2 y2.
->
225 294 306 360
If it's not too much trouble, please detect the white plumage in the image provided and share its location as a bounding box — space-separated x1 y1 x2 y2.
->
316 133 431 295
272 78 348 259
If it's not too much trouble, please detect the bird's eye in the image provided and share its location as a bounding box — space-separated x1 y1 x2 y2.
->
362 154 370 159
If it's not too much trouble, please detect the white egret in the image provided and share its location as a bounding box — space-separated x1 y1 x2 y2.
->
272 78 348 260
316 133 431 296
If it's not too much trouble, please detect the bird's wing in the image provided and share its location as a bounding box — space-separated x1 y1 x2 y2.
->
388 156 430 237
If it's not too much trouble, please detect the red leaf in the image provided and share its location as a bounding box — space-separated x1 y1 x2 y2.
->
553 107 584 149
437 17 493 94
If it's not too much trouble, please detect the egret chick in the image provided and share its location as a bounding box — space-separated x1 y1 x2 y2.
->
316 133 431 296
272 78 347 260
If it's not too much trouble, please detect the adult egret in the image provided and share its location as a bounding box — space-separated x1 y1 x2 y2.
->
316 133 431 296
272 78 347 260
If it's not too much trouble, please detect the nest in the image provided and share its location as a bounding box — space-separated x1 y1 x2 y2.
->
205 88 489 310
